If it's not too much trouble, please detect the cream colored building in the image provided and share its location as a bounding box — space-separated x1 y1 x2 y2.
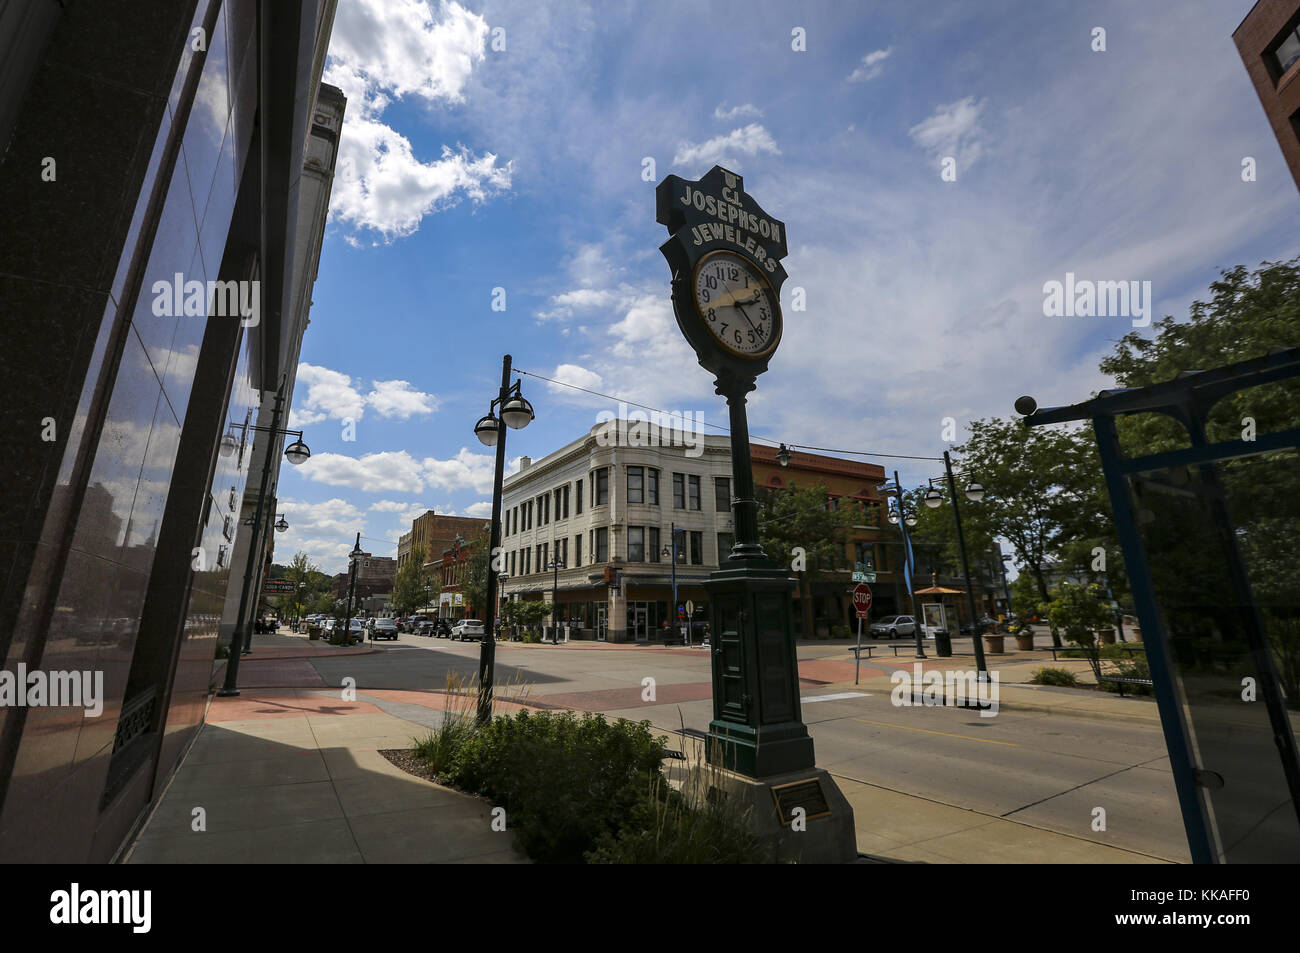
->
500 421 733 641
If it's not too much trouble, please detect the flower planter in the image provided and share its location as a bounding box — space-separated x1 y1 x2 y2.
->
307 625 321 641
1014 634 1035 651
1098 628 1116 645
983 634 1005 654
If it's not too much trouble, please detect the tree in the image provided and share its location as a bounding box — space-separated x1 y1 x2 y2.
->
756 481 860 638
391 544 436 617
946 418 1106 606
458 525 493 618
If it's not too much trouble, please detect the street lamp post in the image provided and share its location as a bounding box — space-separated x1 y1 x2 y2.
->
472 354 534 724
218 378 311 696
660 523 686 644
926 450 989 680
881 470 925 658
547 557 565 643
343 532 363 645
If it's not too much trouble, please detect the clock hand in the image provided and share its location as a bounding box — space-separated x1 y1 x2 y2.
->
734 299 759 331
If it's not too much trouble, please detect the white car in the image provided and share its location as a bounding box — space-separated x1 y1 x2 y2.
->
450 619 485 642
867 615 916 638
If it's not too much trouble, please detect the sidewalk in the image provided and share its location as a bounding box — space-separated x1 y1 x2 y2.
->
125 695 526 864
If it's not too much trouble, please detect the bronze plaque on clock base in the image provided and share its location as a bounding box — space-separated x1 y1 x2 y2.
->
682 762 859 864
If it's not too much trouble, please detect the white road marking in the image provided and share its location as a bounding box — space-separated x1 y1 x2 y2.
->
800 692 872 703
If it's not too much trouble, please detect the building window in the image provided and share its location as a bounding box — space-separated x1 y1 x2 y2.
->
574 534 582 566
559 537 567 565
563 484 570 519
647 468 659 505
715 477 730 512
510 551 516 575
594 467 609 505
542 493 550 524
627 466 644 503
673 472 685 508
718 532 734 561
690 531 703 565
688 475 701 510
628 526 645 562
576 479 583 514
1274 24 1300 76
648 527 660 562
595 526 609 562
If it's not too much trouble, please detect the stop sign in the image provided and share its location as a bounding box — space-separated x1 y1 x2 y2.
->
852 584 872 618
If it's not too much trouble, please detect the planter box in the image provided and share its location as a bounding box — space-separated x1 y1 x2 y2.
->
1098 628 1116 645
1014 634 1034 651
983 634 1005 654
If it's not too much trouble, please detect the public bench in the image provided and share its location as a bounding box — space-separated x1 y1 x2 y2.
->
1097 674 1154 697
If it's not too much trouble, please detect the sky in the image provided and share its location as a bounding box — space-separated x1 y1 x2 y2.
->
274 0 1300 574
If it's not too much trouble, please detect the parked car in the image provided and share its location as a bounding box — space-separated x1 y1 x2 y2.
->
436 620 452 638
960 616 1001 636
370 618 399 640
416 621 436 636
867 615 916 638
450 619 485 641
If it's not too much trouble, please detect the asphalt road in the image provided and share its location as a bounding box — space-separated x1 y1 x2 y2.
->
295 633 1191 862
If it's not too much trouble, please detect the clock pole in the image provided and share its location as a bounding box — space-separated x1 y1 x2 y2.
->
657 166 857 862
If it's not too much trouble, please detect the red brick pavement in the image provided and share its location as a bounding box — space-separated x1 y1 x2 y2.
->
207 690 382 722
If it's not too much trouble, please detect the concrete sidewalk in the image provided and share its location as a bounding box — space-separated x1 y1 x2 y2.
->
125 700 525 864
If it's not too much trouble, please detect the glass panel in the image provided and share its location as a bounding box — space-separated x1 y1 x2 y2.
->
1276 31 1300 74
1128 448 1300 862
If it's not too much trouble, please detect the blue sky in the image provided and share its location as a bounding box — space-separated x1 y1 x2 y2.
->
276 0 1300 573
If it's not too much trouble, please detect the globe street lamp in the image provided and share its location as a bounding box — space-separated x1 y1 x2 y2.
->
343 532 364 645
547 557 565 643
660 523 688 645
879 471 925 659
921 452 989 680
473 354 533 723
219 377 313 696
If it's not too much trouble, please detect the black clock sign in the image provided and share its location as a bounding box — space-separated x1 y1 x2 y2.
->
657 166 789 386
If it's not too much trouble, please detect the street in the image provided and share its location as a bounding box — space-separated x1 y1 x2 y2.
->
259 632 1190 862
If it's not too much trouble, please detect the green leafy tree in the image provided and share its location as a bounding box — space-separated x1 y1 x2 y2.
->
392 544 437 617
458 525 493 618
756 480 860 638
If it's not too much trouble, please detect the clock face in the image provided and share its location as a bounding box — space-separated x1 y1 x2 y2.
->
691 251 780 358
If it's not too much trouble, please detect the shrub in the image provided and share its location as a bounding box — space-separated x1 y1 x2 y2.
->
585 776 774 864
443 710 667 864
1100 655 1154 695
1028 667 1078 687
521 630 542 644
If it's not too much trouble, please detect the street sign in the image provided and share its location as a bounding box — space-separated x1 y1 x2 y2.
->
851 571 876 583
852 583 872 618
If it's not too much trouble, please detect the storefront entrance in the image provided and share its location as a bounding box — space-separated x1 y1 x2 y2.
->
628 603 650 642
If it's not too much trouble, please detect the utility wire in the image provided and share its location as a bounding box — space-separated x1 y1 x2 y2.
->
513 367 944 462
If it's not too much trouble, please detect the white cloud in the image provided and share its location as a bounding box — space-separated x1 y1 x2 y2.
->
909 96 985 169
326 0 489 112
323 0 512 241
847 48 891 82
714 102 762 121
291 363 438 424
366 379 440 419
673 123 780 171
423 448 499 495
277 497 366 537
463 500 493 517
330 129 512 241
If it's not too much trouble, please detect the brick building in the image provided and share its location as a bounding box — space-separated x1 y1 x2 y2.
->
1235 1 1300 191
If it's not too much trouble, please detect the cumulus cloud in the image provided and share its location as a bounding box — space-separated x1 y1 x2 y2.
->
323 0 512 241
673 123 780 171
294 447 501 495
847 48 891 82
290 363 438 425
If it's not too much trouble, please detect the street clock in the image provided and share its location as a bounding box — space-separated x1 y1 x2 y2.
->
656 166 788 388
